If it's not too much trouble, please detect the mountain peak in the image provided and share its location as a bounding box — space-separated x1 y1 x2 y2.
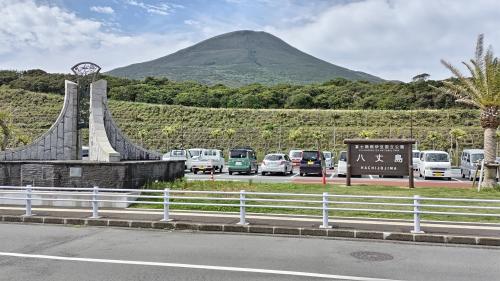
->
107 30 382 86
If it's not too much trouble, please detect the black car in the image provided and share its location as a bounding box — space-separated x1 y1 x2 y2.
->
299 150 326 176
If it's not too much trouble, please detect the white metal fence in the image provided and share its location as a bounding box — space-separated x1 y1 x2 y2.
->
1 185 500 233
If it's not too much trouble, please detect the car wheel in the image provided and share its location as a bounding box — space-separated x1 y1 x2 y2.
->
229 171 233 175
219 166 223 173
447 177 452 181
461 170 465 178
299 172 304 177
193 169 198 175
261 172 266 176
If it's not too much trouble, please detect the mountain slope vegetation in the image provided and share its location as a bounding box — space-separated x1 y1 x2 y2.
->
107 30 383 86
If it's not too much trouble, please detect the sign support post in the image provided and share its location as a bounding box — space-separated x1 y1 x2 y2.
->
346 143 351 186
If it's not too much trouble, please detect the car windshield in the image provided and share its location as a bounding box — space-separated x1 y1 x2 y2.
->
339 152 347 161
425 153 449 162
323 152 331 158
470 153 484 162
230 150 248 158
302 151 319 161
171 150 185 156
413 152 420 158
265 155 283 161
291 151 302 158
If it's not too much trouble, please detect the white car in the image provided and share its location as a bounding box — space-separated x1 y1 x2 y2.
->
336 151 347 177
460 149 484 180
412 150 420 171
261 153 293 176
289 149 303 166
191 149 225 174
418 150 452 180
163 149 192 171
323 151 334 169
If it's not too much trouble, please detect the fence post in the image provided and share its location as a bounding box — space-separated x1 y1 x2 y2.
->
161 188 173 221
320 192 332 229
90 186 100 219
237 190 248 225
411 195 424 233
24 185 32 217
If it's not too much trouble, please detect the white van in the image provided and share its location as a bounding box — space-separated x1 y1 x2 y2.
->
323 151 334 169
418 150 452 180
460 149 484 180
163 149 192 171
336 151 347 177
412 150 420 170
191 149 225 174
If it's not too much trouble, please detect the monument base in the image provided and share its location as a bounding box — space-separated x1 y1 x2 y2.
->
0 160 184 189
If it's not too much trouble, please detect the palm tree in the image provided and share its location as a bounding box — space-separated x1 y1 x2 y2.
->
440 34 499 188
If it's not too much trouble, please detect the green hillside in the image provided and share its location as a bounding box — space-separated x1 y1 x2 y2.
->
107 30 383 86
0 86 483 161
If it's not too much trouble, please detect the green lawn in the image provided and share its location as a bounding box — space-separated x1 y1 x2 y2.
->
132 180 500 223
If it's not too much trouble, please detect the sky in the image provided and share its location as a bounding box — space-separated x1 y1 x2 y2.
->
0 0 499 81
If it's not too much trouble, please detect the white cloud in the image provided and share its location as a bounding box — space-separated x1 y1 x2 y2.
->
266 0 500 81
184 19 200 26
0 0 192 72
125 0 171 16
90 6 115 15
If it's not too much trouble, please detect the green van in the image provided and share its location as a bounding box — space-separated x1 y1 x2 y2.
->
228 147 258 175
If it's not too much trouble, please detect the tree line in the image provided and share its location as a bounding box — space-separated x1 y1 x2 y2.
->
0 69 466 110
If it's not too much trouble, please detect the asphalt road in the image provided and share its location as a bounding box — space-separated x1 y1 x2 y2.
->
185 166 471 187
1 223 499 281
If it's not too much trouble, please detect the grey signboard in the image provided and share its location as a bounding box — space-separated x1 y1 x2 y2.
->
344 139 415 188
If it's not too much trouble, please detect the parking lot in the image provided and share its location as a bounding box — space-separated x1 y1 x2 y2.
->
185 166 472 187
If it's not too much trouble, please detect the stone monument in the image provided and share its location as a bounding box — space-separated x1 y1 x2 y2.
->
0 62 184 188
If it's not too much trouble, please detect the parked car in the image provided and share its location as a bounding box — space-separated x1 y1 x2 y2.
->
460 149 484 180
323 151 334 169
418 150 452 180
163 149 192 171
299 150 325 176
289 150 303 166
336 151 347 177
81 145 89 160
191 149 225 174
412 150 420 171
261 153 293 176
228 147 258 175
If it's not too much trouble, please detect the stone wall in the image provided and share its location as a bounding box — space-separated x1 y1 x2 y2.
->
91 79 161 161
0 160 184 188
0 81 79 161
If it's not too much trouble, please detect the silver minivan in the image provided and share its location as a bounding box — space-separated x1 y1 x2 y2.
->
460 149 484 180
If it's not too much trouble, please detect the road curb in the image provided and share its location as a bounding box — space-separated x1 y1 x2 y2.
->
2 214 499 247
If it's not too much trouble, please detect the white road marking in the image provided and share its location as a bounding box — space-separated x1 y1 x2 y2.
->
451 178 464 183
329 173 335 179
291 173 299 178
369 175 374 179
0 252 402 281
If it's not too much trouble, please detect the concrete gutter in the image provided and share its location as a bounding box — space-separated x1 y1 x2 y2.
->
2 214 500 247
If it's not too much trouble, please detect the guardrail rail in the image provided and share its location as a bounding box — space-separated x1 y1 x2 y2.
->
1 185 500 233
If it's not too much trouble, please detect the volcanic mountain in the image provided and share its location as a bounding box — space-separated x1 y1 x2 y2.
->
107 30 383 86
